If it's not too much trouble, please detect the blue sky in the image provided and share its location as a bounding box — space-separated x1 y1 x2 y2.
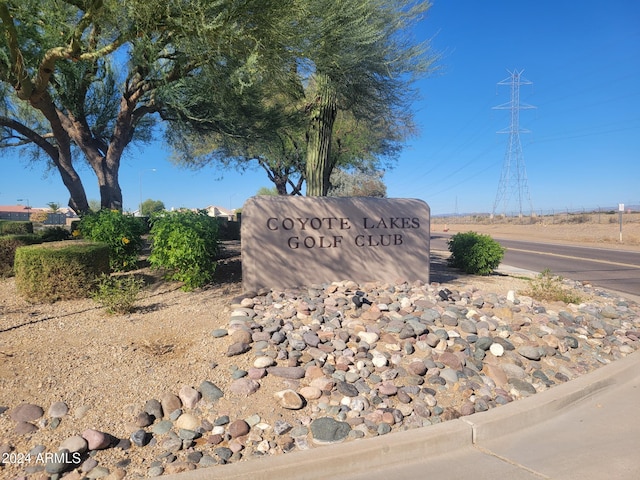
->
2 0 639 215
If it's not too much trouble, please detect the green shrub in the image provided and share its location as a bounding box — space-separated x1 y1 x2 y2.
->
78 210 145 271
149 210 219 291
0 235 42 278
92 273 145 314
447 231 505 275
14 241 110 302
0 221 33 235
215 218 241 241
523 269 583 304
40 226 71 242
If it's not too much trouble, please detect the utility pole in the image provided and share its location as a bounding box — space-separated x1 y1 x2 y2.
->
491 69 535 218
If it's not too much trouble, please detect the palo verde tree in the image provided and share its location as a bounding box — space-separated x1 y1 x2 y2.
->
0 0 294 212
328 168 387 198
164 56 309 196
165 0 435 197
300 0 436 195
166 96 308 196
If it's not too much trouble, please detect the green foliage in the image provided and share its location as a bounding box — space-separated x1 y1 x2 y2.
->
140 199 165 216
215 218 241 241
1 0 296 211
40 226 71 242
256 186 279 196
167 0 436 197
523 269 583 304
78 210 146 271
14 241 110 303
92 274 145 314
447 231 505 275
0 221 34 235
148 210 220 291
302 0 436 195
328 168 387 197
0 235 42 278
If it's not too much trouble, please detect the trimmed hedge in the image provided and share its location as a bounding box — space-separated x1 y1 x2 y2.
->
14 241 110 303
0 221 34 235
0 234 42 278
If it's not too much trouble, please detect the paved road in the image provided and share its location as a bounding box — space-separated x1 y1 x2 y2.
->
431 234 640 297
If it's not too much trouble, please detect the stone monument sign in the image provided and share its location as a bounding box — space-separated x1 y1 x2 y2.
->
241 196 430 291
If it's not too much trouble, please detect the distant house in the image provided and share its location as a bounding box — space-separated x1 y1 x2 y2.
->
0 205 78 225
0 205 33 222
204 205 236 220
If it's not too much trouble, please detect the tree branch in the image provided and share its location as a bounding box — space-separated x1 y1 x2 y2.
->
0 115 58 160
0 3 33 99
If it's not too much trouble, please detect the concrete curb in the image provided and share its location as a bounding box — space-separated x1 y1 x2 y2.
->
161 350 640 480
465 348 640 443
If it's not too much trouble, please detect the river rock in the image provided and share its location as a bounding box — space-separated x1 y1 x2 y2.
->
59 435 88 453
200 381 224 402
15 421 38 434
299 386 323 400
310 417 351 444
489 343 505 357
10 403 44 422
178 386 200 409
135 411 154 428
130 429 150 447
254 356 276 368
274 389 305 410
267 366 306 379
227 342 251 356
144 399 163 419
229 378 260 395
82 429 112 450
160 393 182 418
228 420 250 438
48 401 69 418
175 413 200 431
518 345 543 361
44 448 75 474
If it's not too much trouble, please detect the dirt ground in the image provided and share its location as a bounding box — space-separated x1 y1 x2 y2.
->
433 214 640 251
0 217 638 477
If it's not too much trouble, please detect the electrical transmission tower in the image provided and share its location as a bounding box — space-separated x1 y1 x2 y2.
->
492 69 535 217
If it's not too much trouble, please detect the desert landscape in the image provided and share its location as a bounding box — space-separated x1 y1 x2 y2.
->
1 215 639 479
433 211 640 250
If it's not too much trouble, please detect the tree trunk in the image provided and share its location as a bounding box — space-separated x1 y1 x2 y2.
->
97 159 123 210
56 153 91 214
305 76 338 196
274 176 289 195
67 95 131 211
32 96 91 214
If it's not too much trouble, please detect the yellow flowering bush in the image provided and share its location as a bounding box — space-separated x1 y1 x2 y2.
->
79 210 145 271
